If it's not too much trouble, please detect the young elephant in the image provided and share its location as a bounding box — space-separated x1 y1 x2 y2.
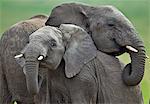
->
16 24 143 104
0 15 48 104
45 3 146 86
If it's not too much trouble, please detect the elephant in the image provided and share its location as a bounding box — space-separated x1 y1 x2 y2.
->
0 14 48 104
15 24 143 104
45 3 146 86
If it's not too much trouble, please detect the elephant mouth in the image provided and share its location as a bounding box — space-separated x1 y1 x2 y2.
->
38 75 43 88
39 61 58 70
39 62 48 68
39 62 52 69
106 39 126 56
106 38 137 56
107 47 126 56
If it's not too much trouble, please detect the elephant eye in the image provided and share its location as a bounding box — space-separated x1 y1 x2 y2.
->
107 21 115 27
50 39 57 47
107 23 114 27
107 18 115 27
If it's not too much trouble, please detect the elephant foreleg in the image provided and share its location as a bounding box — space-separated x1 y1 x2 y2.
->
0 58 11 104
69 77 97 104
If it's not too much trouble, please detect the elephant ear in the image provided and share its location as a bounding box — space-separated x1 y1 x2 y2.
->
45 3 89 31
60 24 97 78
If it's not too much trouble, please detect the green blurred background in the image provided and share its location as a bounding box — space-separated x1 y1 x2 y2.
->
0 0 150 103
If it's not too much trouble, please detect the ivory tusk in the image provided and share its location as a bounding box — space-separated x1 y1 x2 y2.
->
14 54 23 58
126 45 138 53
14 101 18 104
38 55 44 61
146 55 149 59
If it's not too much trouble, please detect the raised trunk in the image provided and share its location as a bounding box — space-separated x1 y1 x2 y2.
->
122 36 146 86
24 61 39 95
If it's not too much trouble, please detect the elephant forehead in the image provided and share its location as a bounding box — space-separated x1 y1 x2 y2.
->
29 26 62 42
100 5 133 26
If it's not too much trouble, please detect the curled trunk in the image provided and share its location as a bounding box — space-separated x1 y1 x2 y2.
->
122 35 146 86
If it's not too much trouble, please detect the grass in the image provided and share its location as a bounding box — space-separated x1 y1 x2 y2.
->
0 0 150 103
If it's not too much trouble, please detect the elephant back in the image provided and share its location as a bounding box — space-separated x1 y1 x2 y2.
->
0 15 48 55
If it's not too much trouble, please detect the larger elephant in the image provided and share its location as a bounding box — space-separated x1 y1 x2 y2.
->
16 24 143 104
45 3 146 86
0 15 48 104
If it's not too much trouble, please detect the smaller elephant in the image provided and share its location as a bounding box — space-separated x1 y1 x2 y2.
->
45 3 146 86
0 14 48 104
15 24 143 104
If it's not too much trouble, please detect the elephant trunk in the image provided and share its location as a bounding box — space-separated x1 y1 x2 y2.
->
24 60 39 95
122 34 146 86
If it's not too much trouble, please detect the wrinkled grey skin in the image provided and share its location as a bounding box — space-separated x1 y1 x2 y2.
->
17 24 143 104
45 3 146 86
0 15 48 104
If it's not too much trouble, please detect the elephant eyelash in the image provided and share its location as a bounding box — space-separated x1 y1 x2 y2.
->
107 21 115 27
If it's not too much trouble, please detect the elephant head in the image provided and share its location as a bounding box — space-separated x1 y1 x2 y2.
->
45 3 146 86
15 24 96 95
14 26 64 95
88 6 146 86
